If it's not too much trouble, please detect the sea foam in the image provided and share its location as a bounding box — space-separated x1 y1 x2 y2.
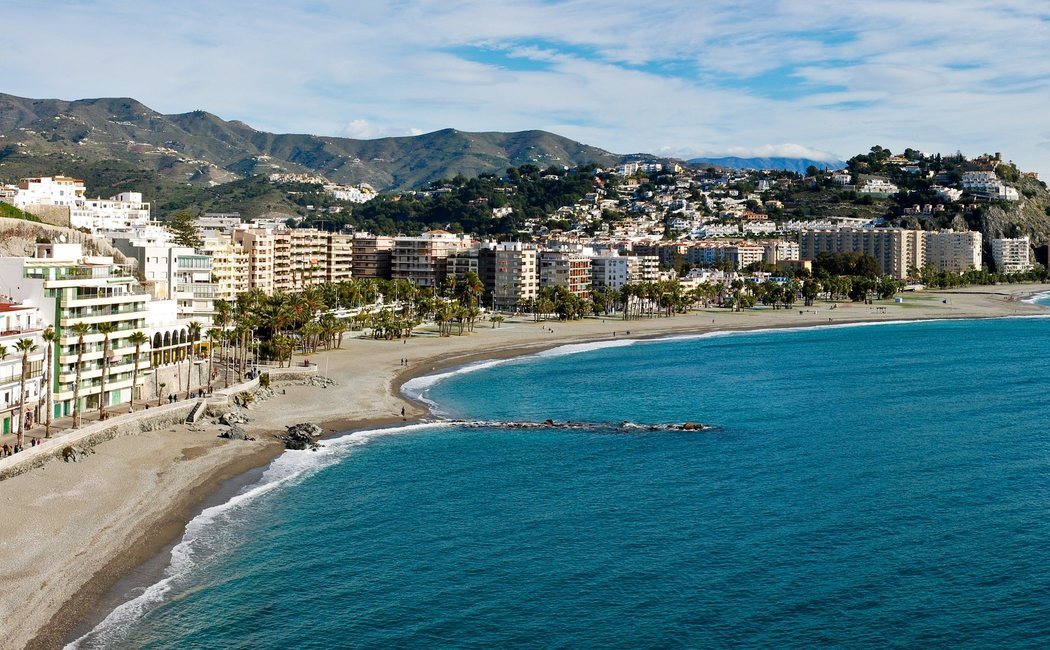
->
66 421 449 650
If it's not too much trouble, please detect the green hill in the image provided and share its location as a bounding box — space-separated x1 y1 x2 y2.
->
0 93 623 191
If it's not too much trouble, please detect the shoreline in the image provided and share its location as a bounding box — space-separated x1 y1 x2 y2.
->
5 284 1047 648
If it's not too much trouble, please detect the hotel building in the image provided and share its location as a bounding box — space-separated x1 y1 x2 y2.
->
0 244 151 417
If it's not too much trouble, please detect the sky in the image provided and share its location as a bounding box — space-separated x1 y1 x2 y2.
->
5 0 1050 174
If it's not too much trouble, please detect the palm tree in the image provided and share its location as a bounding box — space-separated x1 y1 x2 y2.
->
0 345 7 438
214 300 232 388
13 338 38 448
71 322 91 428
96 322 116 420
186 321 201 399
41 326 57 438
206 327 221 388
127 330 149 411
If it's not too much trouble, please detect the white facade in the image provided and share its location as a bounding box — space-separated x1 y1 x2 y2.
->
961 171 1020 201
591 255 630 290
858 179 900 195
72 192 151 232
763 241 801 264
0 244 151 418
990 237 1032 274
327 184 377 203
12 176 85 208
0 303 46 436
112 236 214 325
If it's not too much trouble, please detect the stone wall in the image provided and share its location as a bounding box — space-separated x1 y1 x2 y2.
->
21 204 71 228
0 402 195 481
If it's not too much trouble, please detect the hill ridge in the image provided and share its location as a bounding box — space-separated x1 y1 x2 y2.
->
0 93 624 191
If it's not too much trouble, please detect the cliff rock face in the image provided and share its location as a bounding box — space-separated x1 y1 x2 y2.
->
0 217 125 259
979 177 1050 244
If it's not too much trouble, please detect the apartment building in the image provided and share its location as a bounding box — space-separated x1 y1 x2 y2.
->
590 254 661 290
0 303 46 435
391 231 473 288
925 231 982 273
0 244 151 417
12 176 85 208
324 232 354 283
762 240 801 265
446 250 480 283
991 236 1032 274
73 192 151 233
112 235 215 324
478 242 538 310
351 234 394 279
591 255 631 290
202 235 249 301
232 227 276 295
799 228 925 279
685 242 765 270
539 249 592 298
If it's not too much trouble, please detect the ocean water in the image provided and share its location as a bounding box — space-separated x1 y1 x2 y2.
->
73 317 1050 648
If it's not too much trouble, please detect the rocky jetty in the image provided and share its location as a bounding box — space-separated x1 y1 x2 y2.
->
452 419 713 433
279 422 325 450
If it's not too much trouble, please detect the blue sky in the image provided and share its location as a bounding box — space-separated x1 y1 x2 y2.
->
5 1 1050 174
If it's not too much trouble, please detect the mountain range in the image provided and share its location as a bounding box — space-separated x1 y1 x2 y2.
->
0 94 623 192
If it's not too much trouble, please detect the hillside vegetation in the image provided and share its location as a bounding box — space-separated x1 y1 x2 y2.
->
0 93 623 191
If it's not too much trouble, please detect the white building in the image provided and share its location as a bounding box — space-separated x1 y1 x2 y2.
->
111 235 215 325
961 171 1020 201
72 192 151 233
12 176 85 208
762 241 801 264
327 183 377 203
0 244 151 418
990 236 1032 274
742 221 776 236
933 186 963 203
0 302 46 436
858 179 900 195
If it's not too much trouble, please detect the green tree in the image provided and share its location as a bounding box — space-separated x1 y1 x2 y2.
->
165 210 203 248
42 326 57 438
186 321 201 399
14 338 37 448
71 322 91 428
96 322 116 419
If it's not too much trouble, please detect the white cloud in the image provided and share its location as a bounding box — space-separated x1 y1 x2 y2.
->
2 0 1049 176
709 145 844 162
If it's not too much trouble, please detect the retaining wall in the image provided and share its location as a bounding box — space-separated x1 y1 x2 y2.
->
0 402 196 481
0 367 309 481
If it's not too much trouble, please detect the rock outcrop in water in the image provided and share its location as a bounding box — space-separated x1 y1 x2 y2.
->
280 422 325 450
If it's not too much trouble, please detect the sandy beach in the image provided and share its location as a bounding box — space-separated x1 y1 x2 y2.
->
2 284 1047 649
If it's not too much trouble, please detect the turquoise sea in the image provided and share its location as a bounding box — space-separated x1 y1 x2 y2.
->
72 316 1050 648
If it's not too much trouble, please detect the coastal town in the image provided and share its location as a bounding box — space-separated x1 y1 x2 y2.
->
0 147 1045 445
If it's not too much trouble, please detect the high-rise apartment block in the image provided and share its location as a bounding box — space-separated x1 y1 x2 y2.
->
991 236 1032 274
0 244 151 417
351 234 394 279
925 231 982 273
799 228 925 279
478 242 539 310
391 231 473 288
